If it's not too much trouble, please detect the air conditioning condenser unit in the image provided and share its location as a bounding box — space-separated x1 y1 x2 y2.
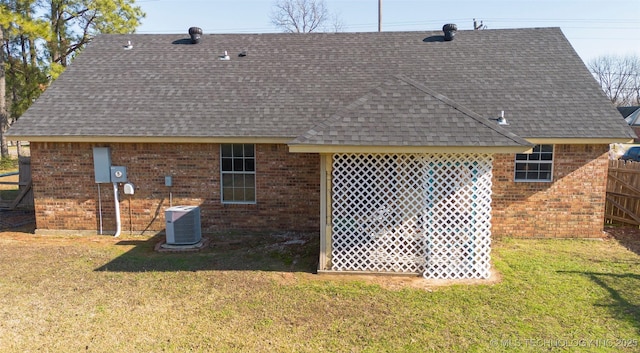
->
165 206 202 245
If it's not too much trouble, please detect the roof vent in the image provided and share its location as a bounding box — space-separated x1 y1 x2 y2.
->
497 111 509 125
219 51 230 60
442 23 457 41
188 27 202 44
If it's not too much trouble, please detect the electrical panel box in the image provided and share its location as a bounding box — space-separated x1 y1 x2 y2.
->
93 147 112 183
110 166 128 183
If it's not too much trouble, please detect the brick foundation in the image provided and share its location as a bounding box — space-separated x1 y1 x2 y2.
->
491 144 609 238
30 142 320 234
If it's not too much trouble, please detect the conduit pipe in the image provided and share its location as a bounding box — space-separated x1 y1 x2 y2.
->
97 184 103 235
113 182 121 237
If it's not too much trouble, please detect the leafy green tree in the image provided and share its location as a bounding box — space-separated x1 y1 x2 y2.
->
0 0 49 157
0 0 145 158
48 0 145 68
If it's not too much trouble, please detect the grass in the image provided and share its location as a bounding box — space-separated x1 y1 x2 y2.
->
0 157 19 201
0 156 18 171
0 172 19 201
0 230 638 352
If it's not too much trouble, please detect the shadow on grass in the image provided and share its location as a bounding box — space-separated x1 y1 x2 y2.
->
0 209 35 231
559 270 640 333
605 226 640 257
95 231 320 274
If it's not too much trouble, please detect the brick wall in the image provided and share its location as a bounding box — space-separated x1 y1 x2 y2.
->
30 142 608 238
491 144 609 238
30 142 320 234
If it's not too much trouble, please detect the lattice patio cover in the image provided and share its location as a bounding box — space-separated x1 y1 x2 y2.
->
331 153 493 279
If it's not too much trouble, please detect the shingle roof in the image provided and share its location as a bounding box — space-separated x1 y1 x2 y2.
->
290 75 530 147
618 106 640 119
618 106 640 126
7 27 635 145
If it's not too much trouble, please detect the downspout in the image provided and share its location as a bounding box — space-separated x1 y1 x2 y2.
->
113 182 121 237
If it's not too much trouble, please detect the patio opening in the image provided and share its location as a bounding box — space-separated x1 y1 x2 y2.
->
330 153 493 279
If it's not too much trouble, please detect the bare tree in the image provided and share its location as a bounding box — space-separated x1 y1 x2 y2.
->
588 54 640 106
327 12 344 32
270 0 332 33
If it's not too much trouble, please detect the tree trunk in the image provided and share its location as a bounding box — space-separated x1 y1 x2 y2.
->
50 1 65 66
0 27 10 158
17 140 26 157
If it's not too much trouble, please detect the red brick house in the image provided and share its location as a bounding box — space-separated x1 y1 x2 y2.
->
7 27 635 279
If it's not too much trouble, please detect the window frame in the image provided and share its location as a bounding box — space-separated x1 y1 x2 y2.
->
514 144 554 182
220 144 256 204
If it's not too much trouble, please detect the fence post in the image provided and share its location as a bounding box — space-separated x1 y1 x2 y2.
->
18 156 33 208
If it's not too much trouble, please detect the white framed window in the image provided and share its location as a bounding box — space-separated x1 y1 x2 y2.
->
220 144 256 203
514 144 553 182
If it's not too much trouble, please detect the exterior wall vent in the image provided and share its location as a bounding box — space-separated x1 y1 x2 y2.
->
443 23 457 41
188 27 203 44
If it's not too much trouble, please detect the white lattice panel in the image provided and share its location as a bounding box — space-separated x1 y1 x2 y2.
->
331 153 493 279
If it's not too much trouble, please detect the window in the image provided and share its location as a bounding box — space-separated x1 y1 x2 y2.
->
514 144 553 182
221 144 256 203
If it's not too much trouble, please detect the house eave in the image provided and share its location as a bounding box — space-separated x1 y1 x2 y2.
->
524 137 635 145
7 135 292 144
288 144 533 154
12 135 632 148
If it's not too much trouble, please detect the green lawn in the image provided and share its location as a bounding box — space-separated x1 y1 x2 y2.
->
0 231 638 352
0 156 18 171
0 157 20 201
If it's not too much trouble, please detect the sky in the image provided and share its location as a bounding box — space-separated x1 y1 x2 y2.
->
135 0 640 64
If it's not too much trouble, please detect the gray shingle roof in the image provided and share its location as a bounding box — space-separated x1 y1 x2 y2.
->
618 106 640 126
7 27 636 145
618 106 640 119
290 75 530 147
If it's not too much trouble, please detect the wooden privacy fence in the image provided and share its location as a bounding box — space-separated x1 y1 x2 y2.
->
605 160 640 226
0 157 32 210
